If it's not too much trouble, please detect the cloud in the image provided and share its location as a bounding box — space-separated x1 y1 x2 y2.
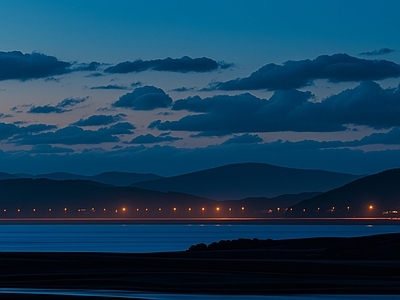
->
129 133 182 144
104 56 232 74
170 86 195 92
11 126 119 145
209 53 400 91
90 84 130 90
112 85 172 110
0 51 71 81
72 114 126 126
153 82 400 134
99 122 136 135
29 144 74 154
359 48 395 56
28 97 88 114
0 113 12 119
222 134 263 145
73 61 101 71
0 122 56 140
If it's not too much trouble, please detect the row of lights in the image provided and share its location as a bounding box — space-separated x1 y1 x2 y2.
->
2 206 246 213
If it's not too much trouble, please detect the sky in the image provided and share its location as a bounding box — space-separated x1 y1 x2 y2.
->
1 0 400 176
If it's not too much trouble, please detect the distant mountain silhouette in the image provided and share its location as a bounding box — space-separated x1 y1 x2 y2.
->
132 163 361 200
0 178 216 218
288 168 400 217
0 172 18 180
14 171 162 186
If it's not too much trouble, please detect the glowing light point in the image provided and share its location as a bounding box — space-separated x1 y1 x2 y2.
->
277 207 280 212
158 208 162 211
369 205 374 210
216 207 220 211
136 208 139 212
241 206 245 211
17 208 21 212
48 208 52 212
103 208 106 212
3 209 6 212
122 207 126 212
115 209 118 213
64 207 67 212
145 208 148 212
201 207 205 211
173 207 177 211
33 208 36 212
303 208 306 212
188 207 192 211
228 207 232 211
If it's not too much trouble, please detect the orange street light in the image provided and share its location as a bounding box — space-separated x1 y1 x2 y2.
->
369 205 374 210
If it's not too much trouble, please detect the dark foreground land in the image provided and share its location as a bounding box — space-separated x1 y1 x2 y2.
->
1 233 400 299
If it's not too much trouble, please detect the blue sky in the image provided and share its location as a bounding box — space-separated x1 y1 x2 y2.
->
1 0 400 176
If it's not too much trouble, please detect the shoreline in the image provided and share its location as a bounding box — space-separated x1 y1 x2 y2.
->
1 217 399 225
2 233 400 297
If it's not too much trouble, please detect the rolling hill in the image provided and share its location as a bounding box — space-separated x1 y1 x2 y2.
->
14 171 163 186
132 163 361 200
288 168 400 217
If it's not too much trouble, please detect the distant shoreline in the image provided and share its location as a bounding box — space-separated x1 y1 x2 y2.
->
1 217 399 225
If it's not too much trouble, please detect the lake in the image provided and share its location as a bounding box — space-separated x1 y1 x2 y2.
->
1 223 399 253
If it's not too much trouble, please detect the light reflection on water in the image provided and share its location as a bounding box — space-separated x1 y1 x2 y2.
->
1 289 399 300
0 224 399 253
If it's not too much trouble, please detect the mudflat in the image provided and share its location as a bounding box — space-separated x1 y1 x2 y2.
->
1 233 400 297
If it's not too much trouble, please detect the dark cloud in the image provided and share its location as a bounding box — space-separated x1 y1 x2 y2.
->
99 122 136 135
28 97 88 114
11 126 119 145
0 122 56 140
129 134 182 144
359 48 395 56
104 56 232 74
29 144 74 154
222 134 263 145
0 51 71 81
345 127 400 146
0 113 12 119
112 86 172 110
90 84 129 90
74 61 101 71
209 54 400 91
154 82 400 134
170 86 195 92
72 114 126 126
131 81 142 87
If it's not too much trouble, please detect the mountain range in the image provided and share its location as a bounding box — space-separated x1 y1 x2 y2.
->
132 163 361 199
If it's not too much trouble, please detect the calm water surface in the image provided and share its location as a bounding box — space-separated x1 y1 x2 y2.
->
1 224 399 252
1 289 399 300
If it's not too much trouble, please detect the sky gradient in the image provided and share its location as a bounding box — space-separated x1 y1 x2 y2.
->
1 0 400 176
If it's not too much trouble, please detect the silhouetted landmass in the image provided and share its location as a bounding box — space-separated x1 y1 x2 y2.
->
188 233 400 260
132 162 361 199
288 168 400 217
2 233 400 296
14 171 163 186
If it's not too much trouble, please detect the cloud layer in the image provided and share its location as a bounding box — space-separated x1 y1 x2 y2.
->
210 54 400 91
0 51 71 81
28 97 88 114
153 82 400 134
105 56 232 74
113 86 172 110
